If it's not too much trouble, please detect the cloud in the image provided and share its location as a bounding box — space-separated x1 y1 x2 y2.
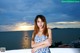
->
0 0 55 25
0 22 34 31
0 0 80 25
46 13 73 22
0 0 54 14
0 21 80 32
55 21 80 24
47 21 80 28
0 0 27 13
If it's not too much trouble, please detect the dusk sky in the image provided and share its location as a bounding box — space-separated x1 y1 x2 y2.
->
0 0 80 31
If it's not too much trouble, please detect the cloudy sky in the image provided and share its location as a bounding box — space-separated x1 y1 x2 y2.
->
0 0 80 31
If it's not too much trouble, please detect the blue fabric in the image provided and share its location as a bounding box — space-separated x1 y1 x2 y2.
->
34 35 51 53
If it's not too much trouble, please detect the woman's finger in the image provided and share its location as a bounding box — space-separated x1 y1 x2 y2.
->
31 49 34 53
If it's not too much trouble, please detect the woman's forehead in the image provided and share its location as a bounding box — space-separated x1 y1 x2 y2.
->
37 18 42 21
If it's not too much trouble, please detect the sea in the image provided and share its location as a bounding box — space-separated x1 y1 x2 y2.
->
0 28 80 50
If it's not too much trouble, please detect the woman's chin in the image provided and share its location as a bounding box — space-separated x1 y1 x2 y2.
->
39 27 43 29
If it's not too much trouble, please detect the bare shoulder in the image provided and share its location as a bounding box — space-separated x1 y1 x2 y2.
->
48 28 51 33
47 28 52 39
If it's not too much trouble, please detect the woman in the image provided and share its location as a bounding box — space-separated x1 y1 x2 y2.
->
31 15 52 53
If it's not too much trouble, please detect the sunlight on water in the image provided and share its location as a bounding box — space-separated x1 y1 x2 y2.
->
22 31 31 48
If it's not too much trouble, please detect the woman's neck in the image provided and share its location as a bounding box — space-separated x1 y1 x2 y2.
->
37 28 43 36
39 28 43 32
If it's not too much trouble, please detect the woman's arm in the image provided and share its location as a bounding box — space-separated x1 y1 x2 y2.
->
31 38 51 48
34 29 52 49
32 28 52 53
31 32 45 48
31 28 52 48
31 41 43 48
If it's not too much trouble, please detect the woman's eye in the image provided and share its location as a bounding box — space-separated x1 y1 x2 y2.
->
37 21 40 23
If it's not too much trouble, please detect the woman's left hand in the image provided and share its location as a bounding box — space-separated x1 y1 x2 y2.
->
31 47 37 53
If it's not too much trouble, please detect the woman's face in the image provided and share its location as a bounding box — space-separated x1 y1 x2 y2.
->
37 18 44 29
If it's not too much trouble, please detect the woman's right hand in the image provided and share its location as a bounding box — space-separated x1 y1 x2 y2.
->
44 39 52 46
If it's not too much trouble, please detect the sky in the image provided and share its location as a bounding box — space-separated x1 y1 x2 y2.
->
0 0 80 31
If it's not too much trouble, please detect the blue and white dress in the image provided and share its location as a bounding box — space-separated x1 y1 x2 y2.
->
34 34 51 53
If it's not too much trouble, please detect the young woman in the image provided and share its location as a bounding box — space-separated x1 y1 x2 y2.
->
31 15 52 53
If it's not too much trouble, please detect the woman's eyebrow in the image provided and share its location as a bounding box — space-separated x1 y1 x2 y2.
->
37 20 39 21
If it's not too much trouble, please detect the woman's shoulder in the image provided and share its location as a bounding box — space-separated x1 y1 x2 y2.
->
47 27 51 30
47 28 51 33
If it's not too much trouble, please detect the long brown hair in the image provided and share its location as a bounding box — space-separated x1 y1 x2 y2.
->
32 15 49 41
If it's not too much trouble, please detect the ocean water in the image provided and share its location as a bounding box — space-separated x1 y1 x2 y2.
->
52 28 80 47
0 28 80 50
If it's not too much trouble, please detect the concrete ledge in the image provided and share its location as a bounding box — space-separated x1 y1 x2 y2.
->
0 48 80 53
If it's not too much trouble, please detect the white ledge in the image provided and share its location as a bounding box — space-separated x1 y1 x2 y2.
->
0 48 80 53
